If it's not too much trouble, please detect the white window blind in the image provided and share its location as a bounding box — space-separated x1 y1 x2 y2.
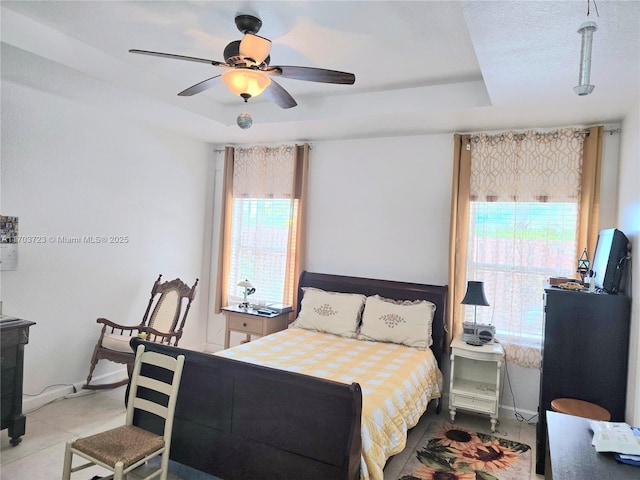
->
467 201 578 341
228 198 298 305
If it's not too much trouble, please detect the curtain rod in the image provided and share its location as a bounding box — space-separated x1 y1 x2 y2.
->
573 128 621 135
214 143 313 153
213 129 622 153
467 127 620 144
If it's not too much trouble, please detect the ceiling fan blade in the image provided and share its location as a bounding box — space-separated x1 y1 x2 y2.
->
239 33 272 65
263 80 297 109
178 75 222 96
266 66 355 84
129 49 228 67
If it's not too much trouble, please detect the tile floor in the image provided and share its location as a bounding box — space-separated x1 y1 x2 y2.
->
1 388 544 479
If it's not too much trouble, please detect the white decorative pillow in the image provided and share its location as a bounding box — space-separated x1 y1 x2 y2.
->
359 294 436 349
290 287 365 337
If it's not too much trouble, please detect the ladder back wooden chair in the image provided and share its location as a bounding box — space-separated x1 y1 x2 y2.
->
83 274 198 390
63 344 185 480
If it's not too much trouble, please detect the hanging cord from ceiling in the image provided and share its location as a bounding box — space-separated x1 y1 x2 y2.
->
587 0 600 17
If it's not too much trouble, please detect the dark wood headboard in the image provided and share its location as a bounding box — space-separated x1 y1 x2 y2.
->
297 271 448 370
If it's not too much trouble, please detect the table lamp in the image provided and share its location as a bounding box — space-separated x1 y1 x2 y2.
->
461 280 490 346
238 279 255 309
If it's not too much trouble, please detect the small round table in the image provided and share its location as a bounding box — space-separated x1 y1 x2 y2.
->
550 398 611 421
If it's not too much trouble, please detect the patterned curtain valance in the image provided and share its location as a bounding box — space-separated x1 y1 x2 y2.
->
469 129 585 203
233 145 296 199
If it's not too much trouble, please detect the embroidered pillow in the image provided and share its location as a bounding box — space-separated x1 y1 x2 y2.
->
290 287 365 337
358 294 436 349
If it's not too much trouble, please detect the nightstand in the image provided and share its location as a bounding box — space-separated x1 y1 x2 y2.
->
222 305 290 349
449 333 504 432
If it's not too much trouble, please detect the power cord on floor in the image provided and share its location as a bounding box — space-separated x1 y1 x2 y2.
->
24 383 77 396
23 383 94 414
502 359 538 425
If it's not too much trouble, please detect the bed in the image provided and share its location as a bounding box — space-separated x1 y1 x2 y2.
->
131 271 448 480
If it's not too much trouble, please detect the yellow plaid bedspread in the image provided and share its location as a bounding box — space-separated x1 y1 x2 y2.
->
215 328 443 480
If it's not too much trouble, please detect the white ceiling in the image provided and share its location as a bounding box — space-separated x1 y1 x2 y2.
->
2 1 638 145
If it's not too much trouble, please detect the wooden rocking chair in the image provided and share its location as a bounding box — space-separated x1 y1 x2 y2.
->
83 274 198 390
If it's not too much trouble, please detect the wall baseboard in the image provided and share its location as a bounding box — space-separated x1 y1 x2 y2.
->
186 342 209 353
204 342 224 353
498 404 538 424
23 343 213 413
23 370 127 413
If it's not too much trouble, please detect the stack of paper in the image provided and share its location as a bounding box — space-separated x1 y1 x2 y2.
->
590 420 640 466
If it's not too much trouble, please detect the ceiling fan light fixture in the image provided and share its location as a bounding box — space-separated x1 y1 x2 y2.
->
130 13 355 109
222 69 271 101
239 33 272 65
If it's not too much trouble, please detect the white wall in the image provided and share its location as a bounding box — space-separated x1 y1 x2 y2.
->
306 135 452 285
618 103 640 424
0 81 213 407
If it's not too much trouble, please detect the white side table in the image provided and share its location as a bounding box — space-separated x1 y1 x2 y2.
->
449 333 504 432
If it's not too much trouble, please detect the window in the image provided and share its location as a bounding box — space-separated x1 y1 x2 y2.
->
462 129 588 368
227 197 298 305
451 127 602 368
466 201 578 346
215 144 309 313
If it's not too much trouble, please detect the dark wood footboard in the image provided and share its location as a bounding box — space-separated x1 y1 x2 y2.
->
130 336 362 480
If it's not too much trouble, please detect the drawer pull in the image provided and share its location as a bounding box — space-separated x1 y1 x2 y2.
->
243 322 247 327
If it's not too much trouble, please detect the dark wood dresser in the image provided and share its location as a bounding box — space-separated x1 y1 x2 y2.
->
535 287 631 475
1 317 35 446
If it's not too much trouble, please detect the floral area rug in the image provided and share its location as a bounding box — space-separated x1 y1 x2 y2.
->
397 423 532 480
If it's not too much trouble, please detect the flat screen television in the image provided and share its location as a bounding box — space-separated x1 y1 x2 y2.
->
591 228 630 293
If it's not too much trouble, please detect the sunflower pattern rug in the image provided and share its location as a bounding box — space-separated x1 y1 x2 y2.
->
397 423 532 480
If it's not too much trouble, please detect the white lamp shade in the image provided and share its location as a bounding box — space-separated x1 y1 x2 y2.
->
222 69 271 98
239 33 272 64
237 279 253 289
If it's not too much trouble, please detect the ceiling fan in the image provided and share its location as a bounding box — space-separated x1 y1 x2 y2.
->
130 14 356 109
